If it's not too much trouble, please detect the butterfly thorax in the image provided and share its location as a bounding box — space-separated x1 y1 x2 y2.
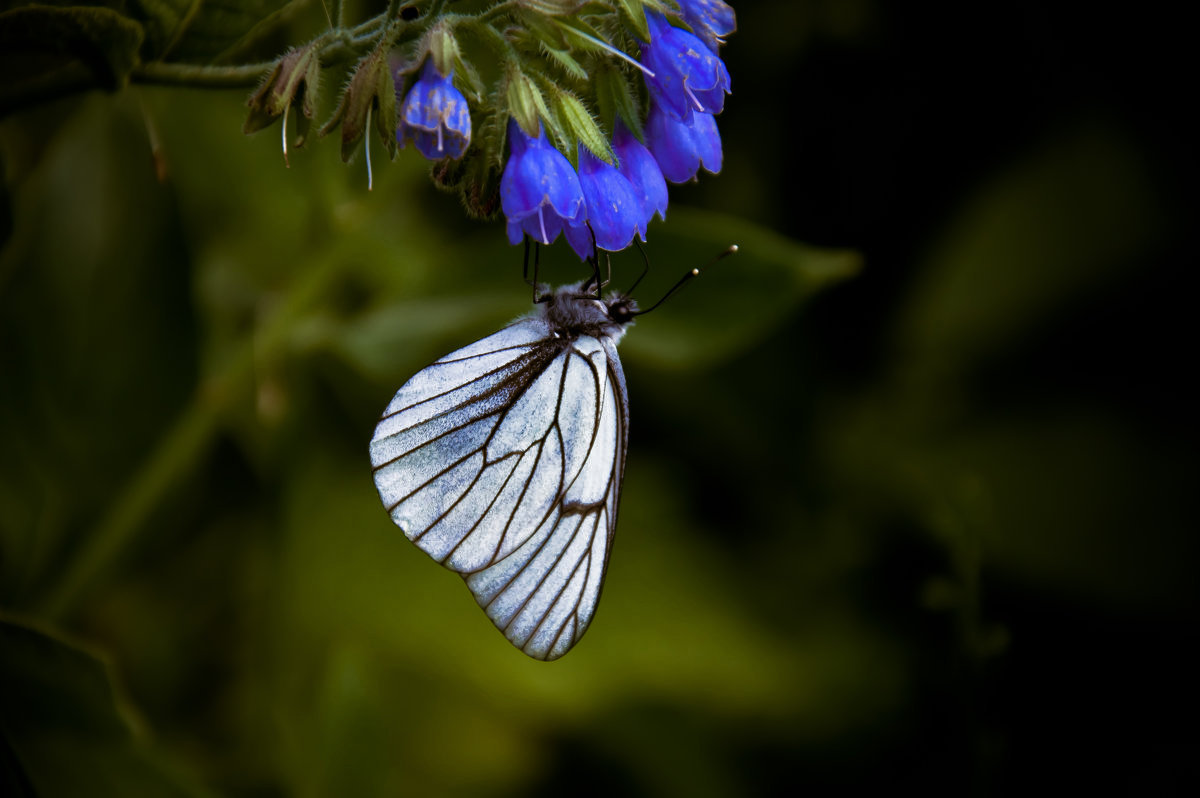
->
539 283 638 343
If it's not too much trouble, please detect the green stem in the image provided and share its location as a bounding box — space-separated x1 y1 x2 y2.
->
133 60 278 88
36 252 348 620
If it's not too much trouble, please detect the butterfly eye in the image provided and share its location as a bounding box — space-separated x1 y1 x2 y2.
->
608 299 637 324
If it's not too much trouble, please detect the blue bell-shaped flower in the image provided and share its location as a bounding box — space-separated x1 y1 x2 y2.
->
564 144 641 259
613 121 668 239
501 119 586 246
397 59 472 160
677 0 737 53
645 102 723 183
639 11 731 123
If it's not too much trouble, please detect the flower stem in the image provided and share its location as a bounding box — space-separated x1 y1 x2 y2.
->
35 250 349 620
133 60 278 88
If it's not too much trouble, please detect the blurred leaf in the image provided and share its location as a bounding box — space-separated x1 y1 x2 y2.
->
314 206 859 386
621 206 861 369
134 0 300 63
825 119 1183 607
914 409 1195 606
0 94 196 607
0 4 144 114
245 432 909 797
315 293 521 383
894 122 1163 383
0 617 203 797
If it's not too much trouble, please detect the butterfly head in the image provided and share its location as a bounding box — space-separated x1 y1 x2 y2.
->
605 293 639 325
539 282 638 342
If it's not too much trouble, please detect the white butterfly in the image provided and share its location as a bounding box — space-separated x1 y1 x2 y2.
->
369 276 639 660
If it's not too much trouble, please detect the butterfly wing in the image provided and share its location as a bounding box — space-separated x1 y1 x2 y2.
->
370 319 629 660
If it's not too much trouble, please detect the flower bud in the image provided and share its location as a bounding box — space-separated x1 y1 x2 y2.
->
397 59 472 160
319 44 397 162
244 42 321 146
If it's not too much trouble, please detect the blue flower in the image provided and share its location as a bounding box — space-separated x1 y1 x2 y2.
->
613 121 668 239
677 0 737 53
397 59 472 160
564 145 641 259
501 119 586 246
645 101 723 183
639 11 731 122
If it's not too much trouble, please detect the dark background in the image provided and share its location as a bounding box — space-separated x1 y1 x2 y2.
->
2 1 1196 795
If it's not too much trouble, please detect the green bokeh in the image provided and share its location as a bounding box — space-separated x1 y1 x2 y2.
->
2 1 1195 795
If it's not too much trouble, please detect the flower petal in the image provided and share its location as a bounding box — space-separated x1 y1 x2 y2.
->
500 119 586 247
614 122 668 236
574 146 640 255
397 59 472 160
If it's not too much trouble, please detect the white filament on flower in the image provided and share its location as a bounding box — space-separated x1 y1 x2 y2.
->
366 104 374 191
282 102 290 167
571 28 655 78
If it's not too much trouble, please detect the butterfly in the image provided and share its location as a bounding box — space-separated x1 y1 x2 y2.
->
369 246 731 660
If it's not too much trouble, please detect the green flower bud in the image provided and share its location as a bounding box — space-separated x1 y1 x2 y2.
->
243 42 321 148
319 43 397 163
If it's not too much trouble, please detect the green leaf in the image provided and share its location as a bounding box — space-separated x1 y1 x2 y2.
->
0 618 203 797
540 44 589 82
319 295 519 383
551 13 642 72
503 66 543 138
552 87 612 162
517 71 569 155
614 0 650 42
450 52 486 103
552 15 611 51
428 21 462 79
0 95 199 608
594 61 644 139
518 8 569 50
516 0 588 16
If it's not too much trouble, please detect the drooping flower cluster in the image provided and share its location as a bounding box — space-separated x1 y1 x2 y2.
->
258 1 735 258
499 2 735 259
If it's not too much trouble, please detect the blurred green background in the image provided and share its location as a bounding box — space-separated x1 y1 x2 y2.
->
2 1 1196 795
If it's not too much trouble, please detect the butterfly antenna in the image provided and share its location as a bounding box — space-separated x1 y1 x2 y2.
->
631 244 738 317
625 239 651 296
523 237 550 304
581 224 604 299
